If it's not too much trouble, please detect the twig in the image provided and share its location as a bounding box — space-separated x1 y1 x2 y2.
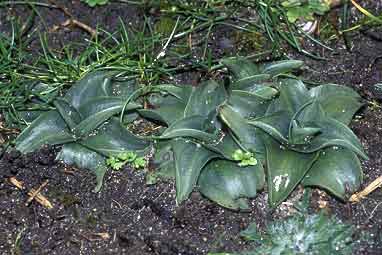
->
141 126 162 136
349 176 382 203
61 19 97 38
79 232 110 241
63 169 76 175
8 177 53 209
0 125 20 135
47 0 97 37
25 180 49 206
47 0 71 16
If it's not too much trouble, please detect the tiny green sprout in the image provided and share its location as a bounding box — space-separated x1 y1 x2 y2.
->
106 151 146 170
112 161 125 170
106 156 116 166
81 0 109 7
106 156 124 170
133 157 146 169
239 156 257 167
117 151 137 162
232 149 245 161
281 0 330 23
232 149 257 167
106 156 126 170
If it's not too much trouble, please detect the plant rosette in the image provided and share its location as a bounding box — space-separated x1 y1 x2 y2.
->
143 58 366 209
210 210 354 255
14 58 366 210
14 72 150 191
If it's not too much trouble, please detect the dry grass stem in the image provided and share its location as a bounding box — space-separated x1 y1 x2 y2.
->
9 177 53 209
349 176 382 203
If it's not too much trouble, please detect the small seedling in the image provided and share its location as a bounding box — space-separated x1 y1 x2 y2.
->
281 0 330 23
232 149 257 167
106 152 146 170
132 157 146 169
81 0 109 7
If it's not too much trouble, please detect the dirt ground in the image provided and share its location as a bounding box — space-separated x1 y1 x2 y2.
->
0 1 382 254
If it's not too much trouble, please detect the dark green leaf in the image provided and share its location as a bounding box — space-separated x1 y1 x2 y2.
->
152 84 192 101
198 159 265 210
233 74 272 90
73 97 141 137
293 98 325 124
240 84 279 100
77 97 140 118
56 143 107 192
184 80 227 117
309 84 363 125
203 131 242 160
219 104 265 154
294 101 367 159
139 94 187 125
262 60 303 76
159 115 219 143
289 120 321 145
64 71 113 109
264 137 318 208
27 82 58 104
15 111 75 153
302 147 363 200
172 138 218 204
229 90 272 118
12 111 47 124
222 58 273 90
248 112 290 144
150 140 176 181
80 118 149 157
221 58 261 80
53 98 82 130
109 78 139 98
277 78 310 115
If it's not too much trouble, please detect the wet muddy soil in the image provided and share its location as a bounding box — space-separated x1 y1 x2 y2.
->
0 147 267 254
